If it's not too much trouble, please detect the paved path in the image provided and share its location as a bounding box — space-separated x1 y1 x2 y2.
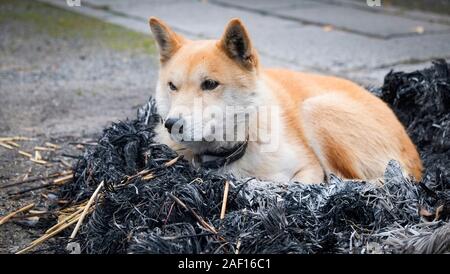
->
42 0 450 85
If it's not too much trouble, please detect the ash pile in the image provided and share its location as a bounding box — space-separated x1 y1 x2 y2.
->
60 60 450 254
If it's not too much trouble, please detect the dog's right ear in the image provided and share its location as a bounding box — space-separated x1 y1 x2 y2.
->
149 17 184 63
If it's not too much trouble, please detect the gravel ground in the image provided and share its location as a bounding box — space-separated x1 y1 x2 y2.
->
0 0 157 253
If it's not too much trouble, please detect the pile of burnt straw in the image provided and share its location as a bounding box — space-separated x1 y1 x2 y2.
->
60 60 450 254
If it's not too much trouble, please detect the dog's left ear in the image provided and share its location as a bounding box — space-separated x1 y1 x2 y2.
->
219 18 258 70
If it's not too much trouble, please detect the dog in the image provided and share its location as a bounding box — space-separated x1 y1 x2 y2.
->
148 17 422 184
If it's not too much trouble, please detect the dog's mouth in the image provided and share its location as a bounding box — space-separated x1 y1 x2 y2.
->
193 140 248 169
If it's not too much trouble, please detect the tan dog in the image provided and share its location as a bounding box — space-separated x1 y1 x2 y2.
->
149 17 422 184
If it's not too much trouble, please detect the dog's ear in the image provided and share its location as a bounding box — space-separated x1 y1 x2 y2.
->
149 17 185 63
219 18 257 70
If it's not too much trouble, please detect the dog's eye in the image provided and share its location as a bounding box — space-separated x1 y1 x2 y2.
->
168 82 177 91
201 79 219 91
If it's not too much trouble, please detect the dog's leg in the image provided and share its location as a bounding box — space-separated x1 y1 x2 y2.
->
290 165 325 184
300 93 419 180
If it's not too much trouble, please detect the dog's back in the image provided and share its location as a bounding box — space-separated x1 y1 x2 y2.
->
264 68 423 180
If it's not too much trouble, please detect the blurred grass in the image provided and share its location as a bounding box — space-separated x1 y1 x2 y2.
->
0 0 156 54
365 0 450 15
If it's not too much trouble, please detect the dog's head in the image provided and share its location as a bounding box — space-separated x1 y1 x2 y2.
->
149 17 261 153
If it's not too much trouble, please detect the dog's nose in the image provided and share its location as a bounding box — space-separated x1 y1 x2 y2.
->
164 117 183 133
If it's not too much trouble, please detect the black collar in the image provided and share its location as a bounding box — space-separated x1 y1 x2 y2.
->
194 140 248 169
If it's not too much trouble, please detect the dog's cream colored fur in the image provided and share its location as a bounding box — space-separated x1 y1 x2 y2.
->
149 17 422 184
